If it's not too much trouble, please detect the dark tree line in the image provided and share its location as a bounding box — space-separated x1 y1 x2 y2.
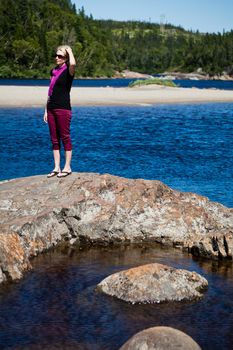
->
0 0 232 78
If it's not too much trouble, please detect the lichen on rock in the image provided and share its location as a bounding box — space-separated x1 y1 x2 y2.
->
119 326 202 350
97 263 208 303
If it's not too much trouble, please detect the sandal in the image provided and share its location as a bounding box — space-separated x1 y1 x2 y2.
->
47 170 59 178
57 171 72 178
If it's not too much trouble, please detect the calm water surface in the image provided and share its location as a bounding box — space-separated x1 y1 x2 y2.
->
0 103 232 206
1 78 233 90
0 244 233 350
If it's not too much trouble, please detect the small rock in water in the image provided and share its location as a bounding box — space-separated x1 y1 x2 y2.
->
119 326 202 350
97 263 208 303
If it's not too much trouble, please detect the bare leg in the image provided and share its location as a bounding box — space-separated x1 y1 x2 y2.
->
53 150 61 172
47 150 61 177
63 150 72 172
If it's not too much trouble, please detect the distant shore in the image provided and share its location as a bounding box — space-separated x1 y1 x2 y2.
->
0 85 233 107
117 69 233 81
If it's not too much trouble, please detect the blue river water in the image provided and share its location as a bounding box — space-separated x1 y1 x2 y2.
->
1 78 233 90
0 103 232 207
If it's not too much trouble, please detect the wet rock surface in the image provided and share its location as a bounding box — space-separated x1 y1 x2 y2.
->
0 172 233 283
119 326 202 350
97 263 208 303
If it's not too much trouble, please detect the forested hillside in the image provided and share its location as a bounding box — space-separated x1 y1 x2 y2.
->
0 0 233 78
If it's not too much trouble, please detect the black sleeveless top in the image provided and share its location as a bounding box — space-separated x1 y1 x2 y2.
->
47 65 74 110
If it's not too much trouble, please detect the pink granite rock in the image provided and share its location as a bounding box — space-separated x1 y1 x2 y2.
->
0 172 232 283
119 326 201 350
97 263 208 303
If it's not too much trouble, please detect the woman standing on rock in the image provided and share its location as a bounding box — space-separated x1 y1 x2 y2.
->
44 45 76 178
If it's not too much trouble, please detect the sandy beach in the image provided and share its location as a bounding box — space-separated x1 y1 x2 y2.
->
0 84 233 107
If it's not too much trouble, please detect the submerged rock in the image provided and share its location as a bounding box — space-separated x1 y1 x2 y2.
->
0 172 233 283
97 263 208 303
119 326 201 350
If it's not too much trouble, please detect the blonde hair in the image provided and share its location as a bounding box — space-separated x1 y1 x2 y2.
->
56 45 71 59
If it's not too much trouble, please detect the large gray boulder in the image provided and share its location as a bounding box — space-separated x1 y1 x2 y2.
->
119 326 201 350
97 263 208 303
0 172 233 283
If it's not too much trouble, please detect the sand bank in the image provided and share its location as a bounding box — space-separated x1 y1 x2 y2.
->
0 85 233 107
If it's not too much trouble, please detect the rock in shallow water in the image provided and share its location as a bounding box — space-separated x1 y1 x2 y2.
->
119 326 202 350
97 263 208 303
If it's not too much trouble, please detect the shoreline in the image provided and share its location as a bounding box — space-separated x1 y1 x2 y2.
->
0 85 233 107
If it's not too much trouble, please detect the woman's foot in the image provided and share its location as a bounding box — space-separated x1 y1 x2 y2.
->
57 169 72 178
47 168 61 178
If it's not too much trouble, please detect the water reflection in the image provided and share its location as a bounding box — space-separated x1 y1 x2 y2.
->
0 244 233 349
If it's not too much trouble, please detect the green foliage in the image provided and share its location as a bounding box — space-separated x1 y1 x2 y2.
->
0 0 232 78
129 78 177 88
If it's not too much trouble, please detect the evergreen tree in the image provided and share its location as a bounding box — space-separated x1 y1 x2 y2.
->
0 0 232 78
